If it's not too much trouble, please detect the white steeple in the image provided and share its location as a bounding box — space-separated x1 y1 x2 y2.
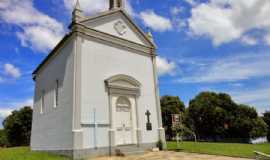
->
72 0 84 23
146 28 154 42
109 0 125 10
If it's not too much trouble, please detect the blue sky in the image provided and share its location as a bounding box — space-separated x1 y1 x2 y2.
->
0 0 270 128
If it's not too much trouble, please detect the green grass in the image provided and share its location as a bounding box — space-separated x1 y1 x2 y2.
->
0 147 70 160
167 141 270 158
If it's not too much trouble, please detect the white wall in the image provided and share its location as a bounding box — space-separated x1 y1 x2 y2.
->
31 38 75 150
80 37 159 149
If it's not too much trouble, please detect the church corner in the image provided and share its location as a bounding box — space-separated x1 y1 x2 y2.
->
30 0 166 159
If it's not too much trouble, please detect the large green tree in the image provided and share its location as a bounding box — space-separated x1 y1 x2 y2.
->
186 92 234 139
3 106 33 146
0 129 8 147
263 111 270 141
160 95 185 140
186 92 267 141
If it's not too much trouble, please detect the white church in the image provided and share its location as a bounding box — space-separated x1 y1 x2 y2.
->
30 0 166 159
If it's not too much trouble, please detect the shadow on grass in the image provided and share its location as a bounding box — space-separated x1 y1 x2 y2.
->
170 148 184 152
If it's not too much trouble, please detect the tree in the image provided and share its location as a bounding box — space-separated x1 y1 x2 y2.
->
186 92 233 140
186 91 267 142
228 104 259 139
263 111 270 141
3 106 33 147
0 129 8 147
250 118 268 138
160 95 185 140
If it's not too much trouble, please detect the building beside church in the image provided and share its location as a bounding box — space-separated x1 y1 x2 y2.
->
30 0 166 159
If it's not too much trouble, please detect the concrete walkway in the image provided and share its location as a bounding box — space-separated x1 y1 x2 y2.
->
93 151 252 160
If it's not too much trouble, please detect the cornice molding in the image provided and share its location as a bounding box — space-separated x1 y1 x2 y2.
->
72 23 156 56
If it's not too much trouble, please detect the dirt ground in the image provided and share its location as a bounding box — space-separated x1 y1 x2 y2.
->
93 151 252 160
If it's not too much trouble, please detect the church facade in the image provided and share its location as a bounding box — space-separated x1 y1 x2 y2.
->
30 0 166 159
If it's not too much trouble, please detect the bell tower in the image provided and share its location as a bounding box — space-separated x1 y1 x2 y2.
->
109 0 125 10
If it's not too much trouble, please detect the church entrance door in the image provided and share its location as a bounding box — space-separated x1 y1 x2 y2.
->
115 96 133 145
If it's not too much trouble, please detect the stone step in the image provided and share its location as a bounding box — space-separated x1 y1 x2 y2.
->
115 145 145 156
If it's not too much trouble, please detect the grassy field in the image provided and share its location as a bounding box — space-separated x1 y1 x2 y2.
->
167 141 270 158
0 147 70 160
1 142 270 159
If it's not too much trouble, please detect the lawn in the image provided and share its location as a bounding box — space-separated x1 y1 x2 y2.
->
167 141 270 158
0 147 70 160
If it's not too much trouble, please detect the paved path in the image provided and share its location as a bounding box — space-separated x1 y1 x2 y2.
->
93 151 252 160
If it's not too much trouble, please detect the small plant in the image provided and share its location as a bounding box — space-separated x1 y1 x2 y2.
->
156 139 163 150
115 149 125 157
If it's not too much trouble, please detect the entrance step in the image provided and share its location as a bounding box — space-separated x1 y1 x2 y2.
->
115 145 145 156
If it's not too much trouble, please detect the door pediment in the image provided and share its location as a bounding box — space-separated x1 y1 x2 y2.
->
105 74 141 95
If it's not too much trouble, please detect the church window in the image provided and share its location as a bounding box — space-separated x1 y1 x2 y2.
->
54 80 59 108
41 90 45 114
116 96 131 112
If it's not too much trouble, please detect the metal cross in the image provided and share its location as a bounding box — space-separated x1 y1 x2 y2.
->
145 110 151 123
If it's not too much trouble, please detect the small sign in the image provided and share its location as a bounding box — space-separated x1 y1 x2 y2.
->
172 114 182 127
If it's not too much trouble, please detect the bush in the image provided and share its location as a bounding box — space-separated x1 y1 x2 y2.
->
156 140 164 150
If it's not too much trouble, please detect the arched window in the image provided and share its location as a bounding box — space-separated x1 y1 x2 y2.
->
54 80 59 108
41 90 45 114
116 96 131 112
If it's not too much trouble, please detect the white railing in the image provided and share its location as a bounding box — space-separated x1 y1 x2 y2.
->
254 151 270 160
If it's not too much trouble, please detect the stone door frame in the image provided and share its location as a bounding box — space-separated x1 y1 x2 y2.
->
105 74 142 153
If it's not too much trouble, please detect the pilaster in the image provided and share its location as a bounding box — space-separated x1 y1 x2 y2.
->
72 34 83 150
151 55 167 149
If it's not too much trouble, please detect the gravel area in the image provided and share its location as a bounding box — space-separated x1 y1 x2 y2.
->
93 151 252 160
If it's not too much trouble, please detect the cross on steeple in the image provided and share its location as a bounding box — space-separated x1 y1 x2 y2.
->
109 0 125 10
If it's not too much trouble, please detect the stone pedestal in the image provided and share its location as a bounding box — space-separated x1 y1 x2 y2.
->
73 129 83 150
108 129 115 155
158 128 167 149
136 129 142 147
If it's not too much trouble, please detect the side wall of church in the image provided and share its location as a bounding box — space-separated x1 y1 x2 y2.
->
79 37 159 149
31 38 75 151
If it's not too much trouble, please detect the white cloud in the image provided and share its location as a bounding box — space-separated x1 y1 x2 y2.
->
170 6 183 16
188 0 270 46
230 86 270 114
156 56 176 76
241 35 258 46
0 98 33 119
0 108 12 119
12 99 33 108
178 52 270 83
265 34 270 45
139 10 172 32
64 0 134 16
4 63 21 79
0 0 65 52
64 0 108 15
185 0 198 6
